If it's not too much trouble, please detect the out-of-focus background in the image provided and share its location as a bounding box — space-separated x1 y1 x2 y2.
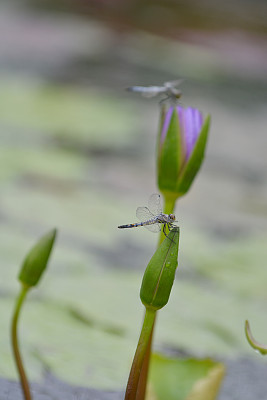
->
1 0 267 398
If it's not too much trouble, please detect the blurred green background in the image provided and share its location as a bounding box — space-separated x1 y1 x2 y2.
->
1 0 267 395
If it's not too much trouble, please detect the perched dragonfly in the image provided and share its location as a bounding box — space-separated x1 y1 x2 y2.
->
126 80 183 101
118 194 177 236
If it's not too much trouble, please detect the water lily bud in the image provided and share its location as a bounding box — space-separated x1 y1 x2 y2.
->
19 229 57 287
140 227 180 310
157 105 210 198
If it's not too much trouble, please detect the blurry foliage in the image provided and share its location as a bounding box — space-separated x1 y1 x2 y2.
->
1 226 267 388
26 0 267 35
0 7 266 391
0 78 137 149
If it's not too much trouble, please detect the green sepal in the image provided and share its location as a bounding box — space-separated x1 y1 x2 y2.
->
140 227 180 310
157 109 183 193
157 104 167 141
176 115 210 195
19 228 57 287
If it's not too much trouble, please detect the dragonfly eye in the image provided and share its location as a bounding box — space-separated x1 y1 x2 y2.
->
169 214 175 221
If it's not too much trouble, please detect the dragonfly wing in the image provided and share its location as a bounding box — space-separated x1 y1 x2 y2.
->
148 193 162 215
144 222 161 233
127 86 165 98
136 206 161 233
164 79 184 88
141 86 166 98
141 92 158 98
136 206 154 221
127 86 146 93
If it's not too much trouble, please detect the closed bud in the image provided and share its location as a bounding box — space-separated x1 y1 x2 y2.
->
140 227 180 310
19 229 57 287
157 105 210 198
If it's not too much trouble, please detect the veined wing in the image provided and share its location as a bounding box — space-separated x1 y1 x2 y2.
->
148 193 162 216
136 206 161 232
127 85 166 98
136 206 154 221
164 79 183 88
144 222 161 233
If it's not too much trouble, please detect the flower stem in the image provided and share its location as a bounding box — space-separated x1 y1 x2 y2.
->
136 193 178 400
124 308 156 400
11 284 32 400
136 314 156 400
158 193 178 246
133 194 178 400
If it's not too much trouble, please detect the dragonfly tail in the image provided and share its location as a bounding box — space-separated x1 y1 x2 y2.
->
118 223 143 229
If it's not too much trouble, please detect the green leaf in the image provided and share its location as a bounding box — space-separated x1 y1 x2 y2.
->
19 229 57 287
140 227 180 310
176 115 210 195
149 353 225 400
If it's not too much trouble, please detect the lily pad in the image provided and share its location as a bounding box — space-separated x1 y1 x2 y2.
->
149 354 225 400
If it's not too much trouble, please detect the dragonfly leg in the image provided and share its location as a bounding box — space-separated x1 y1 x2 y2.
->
162 223 168 237
159 96 169 105
159 95 181 106
165 223 175 243
162 224 174 243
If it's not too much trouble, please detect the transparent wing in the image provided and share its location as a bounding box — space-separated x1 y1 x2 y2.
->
141 91 160 98
127 86 146 93
148 193 162 215
144 222 161 233
136 206 161 233
127 86 165 98
164 79 184 88
136 206 154 221
140 86 166 98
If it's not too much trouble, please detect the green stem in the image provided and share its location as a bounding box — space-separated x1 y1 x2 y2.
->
245 320 267 355
158 193 178 246
124 308 156 400
135 193 179 400
11 284 32 400
136 314 156 400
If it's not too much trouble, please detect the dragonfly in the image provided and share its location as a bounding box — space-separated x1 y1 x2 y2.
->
126 80 183 101
118 194 177 237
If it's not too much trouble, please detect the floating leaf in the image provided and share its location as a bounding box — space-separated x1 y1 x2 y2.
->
148 353 225 400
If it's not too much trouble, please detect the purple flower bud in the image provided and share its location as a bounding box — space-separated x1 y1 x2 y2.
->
157 105 210 197
178 106 204 161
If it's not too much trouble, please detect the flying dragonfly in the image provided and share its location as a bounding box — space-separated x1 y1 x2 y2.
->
126 80 183 101
118 193 177 237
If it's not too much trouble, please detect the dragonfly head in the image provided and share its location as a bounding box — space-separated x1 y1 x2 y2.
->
170 88 182 99
169 214 175 221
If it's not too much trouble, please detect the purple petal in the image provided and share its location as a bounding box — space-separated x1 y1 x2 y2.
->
177 105 185 136
177 106 203 160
